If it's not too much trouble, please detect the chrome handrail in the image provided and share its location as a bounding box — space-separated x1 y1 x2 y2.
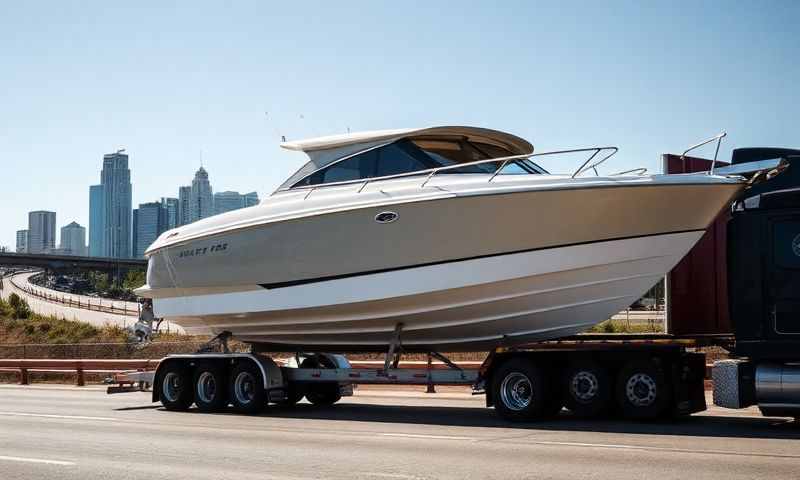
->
570 147 619 178
611 167 648 176
679 132 727 175
296 146 621 199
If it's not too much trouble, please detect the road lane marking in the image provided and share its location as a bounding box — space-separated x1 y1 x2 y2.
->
520 440 800 459
0 455 75 466
0 411 115 421
380 433 475 441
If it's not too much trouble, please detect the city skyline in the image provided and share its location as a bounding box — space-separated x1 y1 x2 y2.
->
12 153 260 257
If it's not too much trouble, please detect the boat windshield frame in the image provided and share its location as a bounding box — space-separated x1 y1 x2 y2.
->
287 146 620 197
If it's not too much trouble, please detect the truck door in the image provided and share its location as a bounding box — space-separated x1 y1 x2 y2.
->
767 216 800 338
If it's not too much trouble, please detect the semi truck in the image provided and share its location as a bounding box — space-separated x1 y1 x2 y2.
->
110 147 800 422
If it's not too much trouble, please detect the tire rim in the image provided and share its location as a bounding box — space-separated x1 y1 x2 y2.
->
571 371 599 403
234 371 256 405
499 372 532 411
196 372 217 404
162 372 182 403
626 373 657 407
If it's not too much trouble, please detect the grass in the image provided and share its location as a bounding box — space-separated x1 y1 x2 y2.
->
0 293 129 344
586 319 664 334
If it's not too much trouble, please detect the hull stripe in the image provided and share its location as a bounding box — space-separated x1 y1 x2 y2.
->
259 228 705 289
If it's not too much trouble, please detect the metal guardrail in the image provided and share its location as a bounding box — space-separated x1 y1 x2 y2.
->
0 359 159 386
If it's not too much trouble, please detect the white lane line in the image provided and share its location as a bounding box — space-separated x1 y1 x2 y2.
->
0 455 75 466
0 411 115 421
522 440 800 459
380 433 475 441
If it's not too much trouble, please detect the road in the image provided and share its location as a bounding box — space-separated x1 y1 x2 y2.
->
0 385 797 480
0 272 183 333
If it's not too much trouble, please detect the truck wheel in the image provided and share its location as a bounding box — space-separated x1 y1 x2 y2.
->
616 359 671 420
229 362 266 414
301 355 341 407
563 361 612 418
193 363 228 412
158 363 193 411
492 358 552 421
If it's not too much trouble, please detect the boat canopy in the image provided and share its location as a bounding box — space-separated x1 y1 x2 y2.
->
277 126 534 191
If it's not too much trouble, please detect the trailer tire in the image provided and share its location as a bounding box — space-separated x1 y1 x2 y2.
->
193 363 228 412
157 362 194 411
229 362 267 414
616 359 671 420
301 355 341 407
492 357 552 421
563 361 612 418
275 386 304 407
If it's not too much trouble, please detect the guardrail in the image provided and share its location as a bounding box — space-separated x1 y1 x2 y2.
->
0 359 159 386
8 273 139 317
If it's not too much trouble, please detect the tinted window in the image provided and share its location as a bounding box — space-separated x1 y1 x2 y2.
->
295 137 543 188
375 141 432 177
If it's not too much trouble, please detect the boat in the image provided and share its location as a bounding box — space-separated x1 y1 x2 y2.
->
136 126 775 351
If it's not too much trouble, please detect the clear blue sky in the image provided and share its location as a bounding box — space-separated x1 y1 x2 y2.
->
1 1 798 249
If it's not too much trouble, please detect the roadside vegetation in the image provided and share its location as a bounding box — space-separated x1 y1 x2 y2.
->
0 293 129 344
587 319 664 334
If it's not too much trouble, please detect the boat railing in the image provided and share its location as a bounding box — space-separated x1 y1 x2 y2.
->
298 146 620 200
611 167 648 176
679 132 727 175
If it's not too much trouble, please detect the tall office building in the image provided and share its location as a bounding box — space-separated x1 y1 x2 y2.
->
88 184 105 256
100 150 133 258
133 201 167 258
161 197 179 230
60 221 87 256
15 230 28 253
243 191 260 207
213 191 245 215
190 167 214 222
178 186 192 226
28 211 56 254
212 190 261 216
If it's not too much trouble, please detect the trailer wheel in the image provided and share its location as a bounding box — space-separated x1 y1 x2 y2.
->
193 363 228 412
616 359 671 420
301 355 341 407
158 363 193 411
229 362 266 414
492 358 552 421
563 361 612 418
275 386 304 407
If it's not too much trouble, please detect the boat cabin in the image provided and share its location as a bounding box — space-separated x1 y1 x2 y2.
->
278 126 545 191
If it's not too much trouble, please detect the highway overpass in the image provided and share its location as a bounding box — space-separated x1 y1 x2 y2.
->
0 252 146 275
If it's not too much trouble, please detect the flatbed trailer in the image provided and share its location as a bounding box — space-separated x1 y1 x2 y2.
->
109 333 720 421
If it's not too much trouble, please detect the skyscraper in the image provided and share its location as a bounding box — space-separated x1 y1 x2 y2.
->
133 201 167 258
243 191 260 207
15 230 28 253
101 150 132 258
213 191 245 215
212 190 260 216
178 186 192 226
88 184 105 256
161 197 179 230
190 167 213 222
28 211 56 254
60 221 87 256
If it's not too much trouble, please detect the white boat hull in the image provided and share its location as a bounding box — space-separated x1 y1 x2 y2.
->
155 230 703 351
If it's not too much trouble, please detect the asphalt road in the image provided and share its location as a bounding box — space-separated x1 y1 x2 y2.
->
0 385 798 480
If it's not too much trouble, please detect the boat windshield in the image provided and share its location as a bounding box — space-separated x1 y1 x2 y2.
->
292 138 546 188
